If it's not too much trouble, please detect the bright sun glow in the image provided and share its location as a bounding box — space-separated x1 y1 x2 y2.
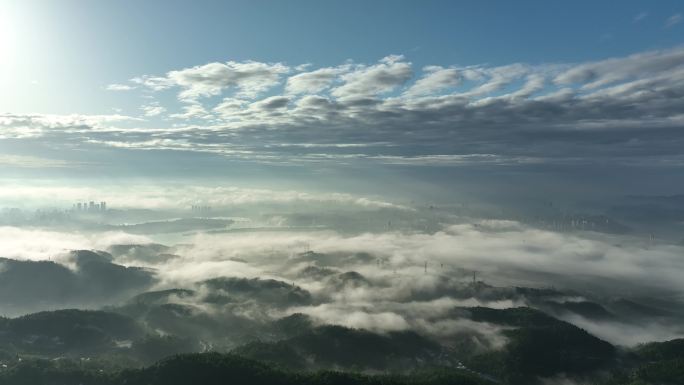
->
0 5 17 72
0 3 17 48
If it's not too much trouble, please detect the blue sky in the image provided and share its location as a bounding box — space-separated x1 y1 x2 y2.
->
1 0 684 201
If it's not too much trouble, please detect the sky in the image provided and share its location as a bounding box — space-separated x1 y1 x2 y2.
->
1 0 684 202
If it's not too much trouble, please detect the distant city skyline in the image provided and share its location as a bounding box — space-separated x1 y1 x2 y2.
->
73 201 107 212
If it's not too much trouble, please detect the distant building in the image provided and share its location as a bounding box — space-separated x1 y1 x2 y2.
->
191 205 212 212
72 200 108 212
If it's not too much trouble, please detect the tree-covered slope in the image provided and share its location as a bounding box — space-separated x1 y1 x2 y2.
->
0 353 495 385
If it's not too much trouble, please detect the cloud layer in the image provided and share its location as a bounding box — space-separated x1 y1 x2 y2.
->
3 209 684 346
3 46 684 169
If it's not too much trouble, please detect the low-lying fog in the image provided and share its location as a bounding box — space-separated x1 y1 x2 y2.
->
1 183 684 349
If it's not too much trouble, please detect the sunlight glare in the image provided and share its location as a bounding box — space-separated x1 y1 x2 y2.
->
0 4 17 66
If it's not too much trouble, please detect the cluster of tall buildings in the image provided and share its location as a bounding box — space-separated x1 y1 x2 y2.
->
191 205 212 212
73 201 107 212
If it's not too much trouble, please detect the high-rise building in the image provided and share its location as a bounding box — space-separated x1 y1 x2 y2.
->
72 200 107 212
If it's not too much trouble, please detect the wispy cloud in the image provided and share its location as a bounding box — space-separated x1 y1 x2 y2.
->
0 155 76 168
331 55 412 99
285 65 350 95
633 12 648 23
141 102 166 117
403 66 460 97
106 83 136 91
665 13 682 28
136 61 291 102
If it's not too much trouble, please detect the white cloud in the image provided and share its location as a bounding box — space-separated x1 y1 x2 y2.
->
633 12 648 23
459 63 529 96
285 65 349 94
0 113 141 138
331 55 412 99
403 66 460 97
3 198 684 346
6 47 684 168
162 61 290 101
131 75 175 91
665 13 682 28
169 104 212 120
249 95 290 111
141 102 166 117
0 227 151 262
106 83 136 91
0 155 76 168
110 216 684 344
213 97 248 117
554 47 684 89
